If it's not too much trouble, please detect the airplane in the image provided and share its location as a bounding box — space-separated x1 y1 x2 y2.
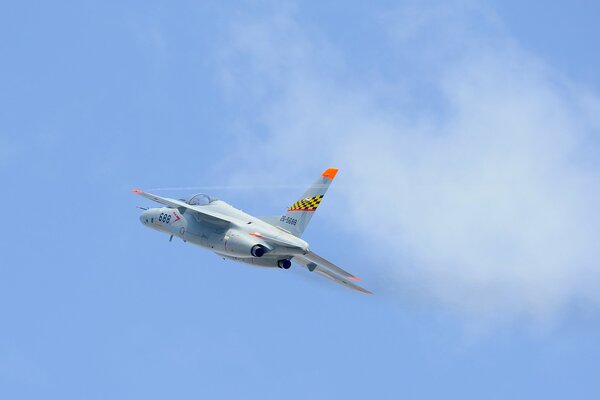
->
132 168 372 294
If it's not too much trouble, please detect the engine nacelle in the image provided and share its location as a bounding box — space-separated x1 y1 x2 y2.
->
224 232 270 258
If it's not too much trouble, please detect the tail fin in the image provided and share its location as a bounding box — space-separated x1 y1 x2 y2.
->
275 168 338 237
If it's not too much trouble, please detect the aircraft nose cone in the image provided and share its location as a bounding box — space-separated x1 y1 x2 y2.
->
139 210 150 224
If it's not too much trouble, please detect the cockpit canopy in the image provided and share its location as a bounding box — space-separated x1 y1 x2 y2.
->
183 193 217 206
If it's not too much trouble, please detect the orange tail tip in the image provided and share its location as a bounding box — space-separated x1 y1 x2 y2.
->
349 276 361 281
132 189 143 194
321 168 339 180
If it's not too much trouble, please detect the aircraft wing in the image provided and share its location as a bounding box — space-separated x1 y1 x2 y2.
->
132 190 231 226
293 254 372 295
303 251 360 281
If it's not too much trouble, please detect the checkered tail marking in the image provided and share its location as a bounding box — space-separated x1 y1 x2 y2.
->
287 195 324 212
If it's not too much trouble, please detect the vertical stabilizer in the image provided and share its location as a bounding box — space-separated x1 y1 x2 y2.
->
275 168 338 237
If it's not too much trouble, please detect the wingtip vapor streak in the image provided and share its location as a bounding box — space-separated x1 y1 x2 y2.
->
133 168 372 294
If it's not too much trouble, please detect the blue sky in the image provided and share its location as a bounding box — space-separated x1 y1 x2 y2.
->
2 1 600 399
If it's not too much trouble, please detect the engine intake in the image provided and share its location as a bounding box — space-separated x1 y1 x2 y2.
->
223 232 270 258
251 245 266 258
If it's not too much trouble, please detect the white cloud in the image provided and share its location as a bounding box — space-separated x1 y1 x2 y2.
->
217 3 600 322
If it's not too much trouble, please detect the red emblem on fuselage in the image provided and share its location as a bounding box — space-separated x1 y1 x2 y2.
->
173 212 181 223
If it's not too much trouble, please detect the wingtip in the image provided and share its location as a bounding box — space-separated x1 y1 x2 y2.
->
356 286 373 295
321 168 339 180
131 189 143 194
349 276 361 281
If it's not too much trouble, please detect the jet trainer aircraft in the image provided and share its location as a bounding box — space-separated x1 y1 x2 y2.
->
133 168 371 294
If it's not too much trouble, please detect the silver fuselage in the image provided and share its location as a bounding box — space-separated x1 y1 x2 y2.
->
139 200 309 268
